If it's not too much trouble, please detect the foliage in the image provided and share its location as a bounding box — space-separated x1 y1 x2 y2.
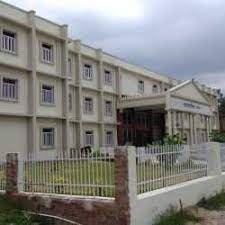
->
197 190 225 210
0 195 53 225
91 148 102 158
209 131 225 143
153 205 200 225
164 133 186 145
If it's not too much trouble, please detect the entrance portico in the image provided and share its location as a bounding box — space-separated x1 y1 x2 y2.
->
117 80 216 146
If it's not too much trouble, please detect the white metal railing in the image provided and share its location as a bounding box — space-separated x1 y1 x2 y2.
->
2 82 17 100
136 144 208 194
1 35 16 53
220 143 225 172
42 89 54 104
23 149 115 198
0 153 6 190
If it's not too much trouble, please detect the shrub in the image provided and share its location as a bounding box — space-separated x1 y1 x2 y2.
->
164 133 186 145
209 131 225 143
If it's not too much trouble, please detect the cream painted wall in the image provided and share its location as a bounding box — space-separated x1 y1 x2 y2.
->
36 32 61 75
82 123 99 148
36 118 63 154
0 66 29 114
121 70 162 95
0 117 27 154
82 90 99 122
103 63 116 93
69 122 76 148
36 74 63 117
81 57 98 89
103 93 117 123
0 19 29 68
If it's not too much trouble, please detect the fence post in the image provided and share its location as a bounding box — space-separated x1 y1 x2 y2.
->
207 142 221 176
115 146 137 225
6 153 23 194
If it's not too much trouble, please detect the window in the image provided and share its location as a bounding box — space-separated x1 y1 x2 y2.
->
41 43 53 63
152 84 159 94
1 30 17 54
68 58 72 77
104 70 112 86
85 131 94 146
83 97 93 114
138 80 144 93
1 77 18 100
106 131 113 146
41 84 54 105
41 128 54 148
105 100 112 117
69 93 72 112
83 64 93 80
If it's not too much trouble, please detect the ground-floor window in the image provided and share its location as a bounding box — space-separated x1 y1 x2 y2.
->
106 131 114 146
41 127 55 149
84 131 94 146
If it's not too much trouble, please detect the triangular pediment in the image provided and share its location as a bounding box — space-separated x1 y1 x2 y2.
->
170 80 208 105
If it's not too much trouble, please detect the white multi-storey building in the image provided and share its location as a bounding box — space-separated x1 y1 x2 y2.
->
0 1 219 156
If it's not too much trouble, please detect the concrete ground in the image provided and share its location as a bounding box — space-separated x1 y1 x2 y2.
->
188 207 225 225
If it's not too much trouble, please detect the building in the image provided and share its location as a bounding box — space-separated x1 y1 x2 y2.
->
0 1 219 156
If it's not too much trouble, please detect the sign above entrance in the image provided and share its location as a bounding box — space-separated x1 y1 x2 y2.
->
170 97 212 116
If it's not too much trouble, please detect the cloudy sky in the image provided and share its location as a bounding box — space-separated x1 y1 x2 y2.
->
5 0 225 92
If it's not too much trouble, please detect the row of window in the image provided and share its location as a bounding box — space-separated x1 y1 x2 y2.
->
0 75 114 116
41 127 114 149
137 80 160 94
0 76 55 105
0 28 113 86
84 130 114 146
82 64 113 86
82 97 113 116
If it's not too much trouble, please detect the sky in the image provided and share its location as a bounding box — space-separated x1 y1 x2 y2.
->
4 0 225 93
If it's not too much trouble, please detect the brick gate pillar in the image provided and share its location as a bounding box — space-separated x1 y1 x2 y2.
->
115 146 137 225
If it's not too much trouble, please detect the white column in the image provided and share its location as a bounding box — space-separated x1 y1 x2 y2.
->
97 49 104 146
207 142 221 176
28 10 37 155
61 24 70 153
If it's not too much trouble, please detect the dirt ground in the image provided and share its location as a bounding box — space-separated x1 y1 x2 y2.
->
187 207 225 225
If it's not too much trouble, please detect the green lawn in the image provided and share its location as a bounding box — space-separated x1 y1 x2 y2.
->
24 159 115 197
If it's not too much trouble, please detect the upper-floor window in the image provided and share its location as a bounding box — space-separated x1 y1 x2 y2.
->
84 130 94 146
41 84 54 105
41 43 53 64
1 30 17 54
105 100 113 117
152 84 159 94
83 64 93 80
83 97 93 114
106 131 113 146
68 58 72 77
41 127 54 149
138 80 144 93
1 77 18 100
104 70 112 86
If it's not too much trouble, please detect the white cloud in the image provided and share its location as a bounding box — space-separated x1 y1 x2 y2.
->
5 0 143 20
194 72 225 93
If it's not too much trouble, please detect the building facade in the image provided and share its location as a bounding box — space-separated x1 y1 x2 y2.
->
0 1 220 156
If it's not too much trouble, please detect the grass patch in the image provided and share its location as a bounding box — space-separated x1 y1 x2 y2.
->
197 190 225 210
153 205 200 225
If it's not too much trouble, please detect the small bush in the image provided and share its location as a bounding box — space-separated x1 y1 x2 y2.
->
197 190 225 210
153 205 200 225
209 131 225 143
